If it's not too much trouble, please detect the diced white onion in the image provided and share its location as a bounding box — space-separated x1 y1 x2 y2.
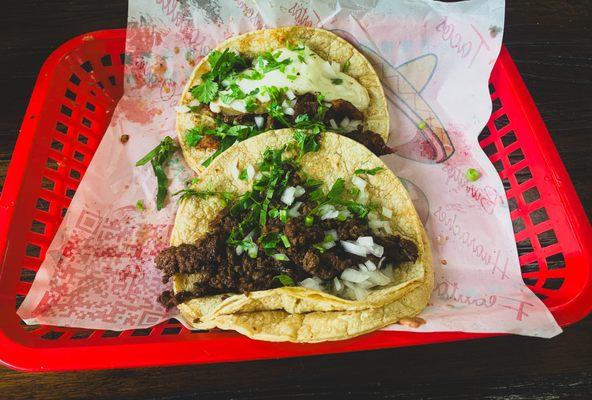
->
230 162 240 180
329 119 338 129
322 241 336 250
284 107 295 116
369 244 384 258
288 201 302 217
340 116 351 128
382 207 393 218
365 260 377 271
247 245 258 258
321 210 339 220
384 225 393 234
254 116 264 128
300 278 323 291
272 253 289 261
369 220 388 229
175 105 191 113
235 246 244 256
189 99 200 107
338 209 352 220
356 236 374 247
351 285 369 300
352 176 367 190
209 102 221 113
356 280 375 289
286 90 296 100
367 270 391 286
333 277 343 291
281 186 296 206
294 185 306 197
368 211 379 221
324 230 338 241
246 164 255 180
322 61 337 76
356 191 369 205
331 61 341 73
340 241 367 257
358 264 368 272
341 268 369 283
377 257 386 270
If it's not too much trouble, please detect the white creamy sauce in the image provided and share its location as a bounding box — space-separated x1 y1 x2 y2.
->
210 46 370 114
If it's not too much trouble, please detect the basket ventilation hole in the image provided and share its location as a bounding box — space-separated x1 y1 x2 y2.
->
523 186 541 204
78 134 88 144
131 328 153 337
26 244 41 258
20 268 36 283
66 188 76 199
71 330 93 339
492 97 502 113
500 130 517 147
97 81 105 89
508 197 517 212
46 158 59 170
65 89 77 101
42 331 65 340
483 142 497 157
74 151 85 162
108 76 117 86
100 54 113 66
36 198 50 212
15 295 25 309
513 217 525 234
542 278 564 290
523 278 537 286
120 53 127 65
546 253 565 270
537 229 558 248
61 207 68 218
521 260 539 273
80 61 93 73
494 114 509 130
529 208 549 226
478 126 491 142
31 220 46 234
69 73 81 86
60 105 73 117
85 102 96 112
70 169 81 180
515 166 533 185
162 327 182 335
50 139 64 152
102 330 122 338
56 121 68 134
508 147 525 166
501 177 510 191
42 176 55 191
488 83 496 94
515 237 532 252
82 117 92 128
492 159 503 173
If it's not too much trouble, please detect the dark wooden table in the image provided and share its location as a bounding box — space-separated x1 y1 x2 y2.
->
1 1 591 399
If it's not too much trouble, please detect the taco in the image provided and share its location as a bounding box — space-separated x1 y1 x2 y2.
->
176 26 390 173
156 129 432 342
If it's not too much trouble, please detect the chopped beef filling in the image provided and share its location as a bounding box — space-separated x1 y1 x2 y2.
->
213 94 392 157
156 203 418 308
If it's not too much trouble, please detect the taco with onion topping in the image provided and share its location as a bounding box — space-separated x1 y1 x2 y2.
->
156 129 432 342
176 26 390 173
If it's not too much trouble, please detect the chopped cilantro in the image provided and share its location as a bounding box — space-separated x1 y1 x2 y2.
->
135 136 177 210
305 215 314 226
190 79 218 103
343 60 351 73
173 188 234 205
293 129 321 157
287 74 297 81
238 168 249 181
466 168 481 182
331 78 343 85
273 274 295 286
185 127 204 147
136 200 145 211
354 167 384 176
418 120 427 130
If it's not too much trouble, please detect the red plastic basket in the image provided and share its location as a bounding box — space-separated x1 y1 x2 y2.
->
0 29 590 372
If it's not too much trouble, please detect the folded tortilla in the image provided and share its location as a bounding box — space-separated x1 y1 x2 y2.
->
177 26 389 173
169 129 433 342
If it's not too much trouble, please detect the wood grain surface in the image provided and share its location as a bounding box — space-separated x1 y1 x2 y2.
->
1 1 591 399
